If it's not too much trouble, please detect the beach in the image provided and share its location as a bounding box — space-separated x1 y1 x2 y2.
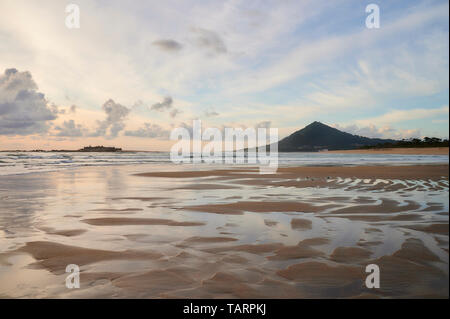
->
0 161 448 298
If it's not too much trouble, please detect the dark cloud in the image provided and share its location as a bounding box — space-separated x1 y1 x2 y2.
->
191 28 227 54
54 120 83 137
151 96 173 111
170 108 182 118
124 122 170 139
2 68 36 92
152 39 183 52
70 104 77 113
150 96 181 117
91 99 130 138
0 68 57 135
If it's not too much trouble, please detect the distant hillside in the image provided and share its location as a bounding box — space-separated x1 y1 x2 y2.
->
360 137 449 149
276 121 396 152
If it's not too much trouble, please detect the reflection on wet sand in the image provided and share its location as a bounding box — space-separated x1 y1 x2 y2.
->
0 164 448 298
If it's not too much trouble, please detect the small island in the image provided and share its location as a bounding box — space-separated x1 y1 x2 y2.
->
77 146 122 152
43 145 123 152
0 146 124 152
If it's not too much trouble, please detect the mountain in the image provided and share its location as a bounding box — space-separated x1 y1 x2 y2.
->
275 121 396 152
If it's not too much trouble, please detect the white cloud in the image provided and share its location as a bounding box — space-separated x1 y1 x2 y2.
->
332 123 421 140
356 106 449 127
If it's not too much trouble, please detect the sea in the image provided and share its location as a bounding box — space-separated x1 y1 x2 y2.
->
0 151 448 176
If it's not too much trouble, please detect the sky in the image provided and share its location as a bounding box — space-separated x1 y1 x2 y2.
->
0 0 448 151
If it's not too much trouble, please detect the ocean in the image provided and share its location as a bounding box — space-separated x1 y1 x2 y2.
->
0 151 448 176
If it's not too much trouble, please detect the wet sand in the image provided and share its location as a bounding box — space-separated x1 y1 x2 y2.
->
136 164 448 180
0 164 448 298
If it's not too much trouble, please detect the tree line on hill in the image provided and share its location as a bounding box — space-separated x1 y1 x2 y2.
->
360 137 449 149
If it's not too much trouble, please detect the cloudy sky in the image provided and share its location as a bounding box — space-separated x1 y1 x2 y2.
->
0 0 448 150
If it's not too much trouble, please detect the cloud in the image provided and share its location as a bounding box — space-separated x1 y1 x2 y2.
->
50 102 65 114
191 28 227 54
223 2 448 96
173 121 194 137
124 122 170 139
255 121 271 129
91 99 130 138
70 105 77 113
150 96 181 118
170 108 182 118
204 110 219 117
432 119 449 124
332 123 420 140
54 120 84 137
131 100 145 110
152 39 183 52
355 106 449 127
151 96 173 111
0 68 57 135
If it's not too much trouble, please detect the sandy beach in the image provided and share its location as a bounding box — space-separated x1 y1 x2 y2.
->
0 162 448 298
